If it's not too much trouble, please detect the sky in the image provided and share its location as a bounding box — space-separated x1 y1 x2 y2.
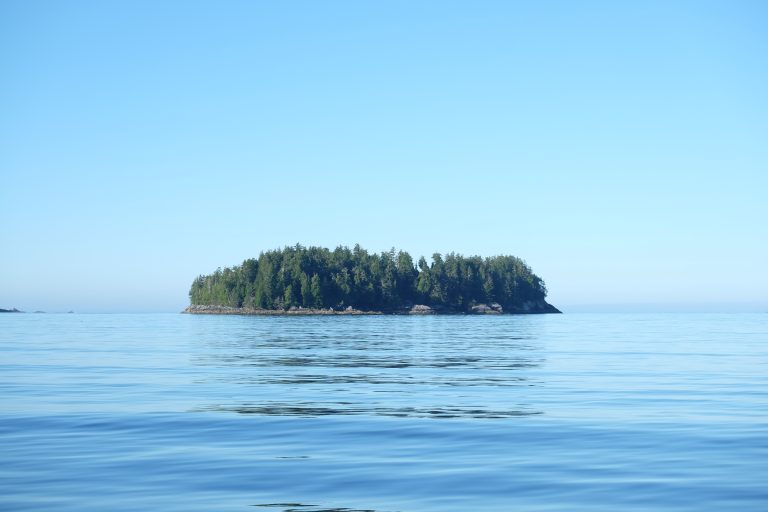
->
1 0 766 313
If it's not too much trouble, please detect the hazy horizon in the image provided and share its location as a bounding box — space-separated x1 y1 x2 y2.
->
4 296 766 315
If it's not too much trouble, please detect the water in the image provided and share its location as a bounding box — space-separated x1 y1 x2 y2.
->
1 313 766 511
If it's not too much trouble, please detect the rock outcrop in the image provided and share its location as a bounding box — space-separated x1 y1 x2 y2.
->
470 303 503 314
506 300 561 314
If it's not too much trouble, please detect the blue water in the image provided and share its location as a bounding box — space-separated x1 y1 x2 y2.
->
1 313 766 511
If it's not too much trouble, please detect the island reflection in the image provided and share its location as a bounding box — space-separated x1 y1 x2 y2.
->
253 504 385 512
190 316 546 419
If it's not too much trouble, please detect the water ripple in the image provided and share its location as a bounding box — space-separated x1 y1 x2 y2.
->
197 402 542 419
253 504 384 512
2 313 768 511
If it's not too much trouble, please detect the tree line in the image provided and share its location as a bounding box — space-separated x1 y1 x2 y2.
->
189 244 549 312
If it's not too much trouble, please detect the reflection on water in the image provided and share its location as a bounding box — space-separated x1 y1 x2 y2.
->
254 504 383 512
191 316 545 419
199 403 541 419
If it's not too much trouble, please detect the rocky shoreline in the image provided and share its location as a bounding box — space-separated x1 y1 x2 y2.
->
184 300 560 316
184 305 381 316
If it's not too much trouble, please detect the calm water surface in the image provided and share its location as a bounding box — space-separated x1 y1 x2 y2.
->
1 313 766 511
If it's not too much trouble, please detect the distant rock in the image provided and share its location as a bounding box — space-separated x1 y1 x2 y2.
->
409 304 434 314
0 307 23 313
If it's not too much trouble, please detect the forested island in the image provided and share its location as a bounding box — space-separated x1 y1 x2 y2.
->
186 244 560 315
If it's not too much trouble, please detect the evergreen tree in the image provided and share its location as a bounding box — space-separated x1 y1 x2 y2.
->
188 244 550 312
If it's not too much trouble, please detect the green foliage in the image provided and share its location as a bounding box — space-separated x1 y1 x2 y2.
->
188 244 549 312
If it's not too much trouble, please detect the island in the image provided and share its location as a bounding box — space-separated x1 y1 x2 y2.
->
185 244 560 315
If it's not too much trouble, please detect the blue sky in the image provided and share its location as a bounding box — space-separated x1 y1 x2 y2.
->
1 0 766 313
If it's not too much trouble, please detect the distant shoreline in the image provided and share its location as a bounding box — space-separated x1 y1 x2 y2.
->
183 301 561 316
184 305 381 316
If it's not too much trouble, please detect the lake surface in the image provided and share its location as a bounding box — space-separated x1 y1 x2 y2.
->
1 313 766 511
